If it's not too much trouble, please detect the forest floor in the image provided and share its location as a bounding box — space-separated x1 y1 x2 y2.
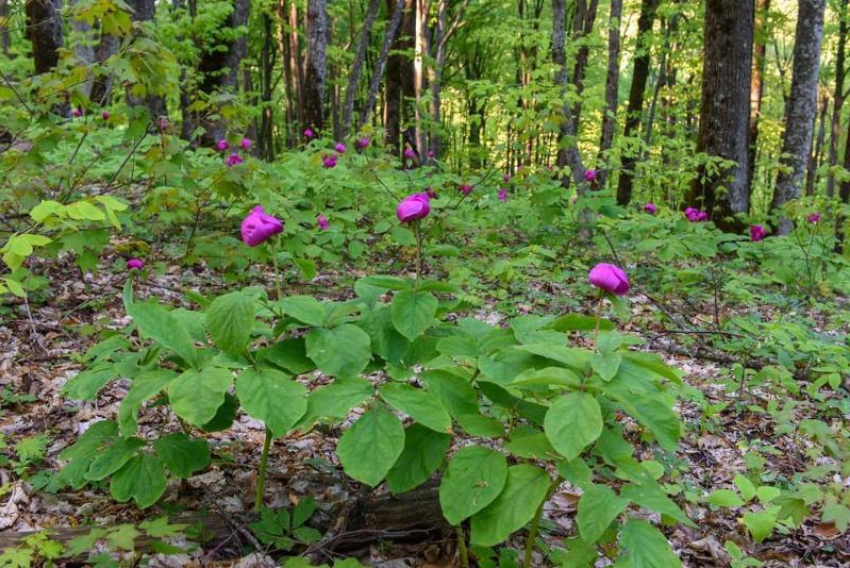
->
1 252 848 567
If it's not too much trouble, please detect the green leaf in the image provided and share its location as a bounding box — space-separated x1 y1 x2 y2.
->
386 424 452 494
168 367 233 426
469 465 551 547
544 392 603 460
545 314 615 332
561 537 599 567
296 377 374 428
590 352 622 381
617 520 680 567
391 290 438 340
337 407 405 487
506 433 557 460
54 421 118 490
62 364 117 401
421 371 479 418
577 485 628 544
619 481 695 527
734 475 757 502
206 292 257 358
127 300 198 368
153 433 210 478
381 383 452 433
110 453 168 508
201 392 239 432
118 370 178 435
85 437 146 481
262 338 316 374
236 368 308 437
439 446 508 525
707 489 744 508
742 509 777 543
306 324 372 377
822 500 850 532
456 414 505 437
277 296 326 327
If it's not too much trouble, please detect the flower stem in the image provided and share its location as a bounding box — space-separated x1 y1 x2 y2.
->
456 525 470 568
270 239 283 301
593 288 605 351
414 220 423 289
254 426 273 512
523 481 557 568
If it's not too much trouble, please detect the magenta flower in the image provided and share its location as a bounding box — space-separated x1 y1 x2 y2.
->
334 142 346 154
644 203 657 215
322 154 337 169
226 153 243 167
126 258 145 271
427 150 435 159
240 206 283 247
397 193 431 223
807 212 821 224
101 110 111 120
750 224 767 242
71 108 83 118
404 148 416 160
685 207 708 222
589 263 630 296
304 128 315 139
459 184 473 196
317 214 329 230
584 169 597 182
425 187 439 199
498 188 508 202
241 138 252 150
503 173 511 183
217 139 229 151
355 137 370 151
157 117 169 131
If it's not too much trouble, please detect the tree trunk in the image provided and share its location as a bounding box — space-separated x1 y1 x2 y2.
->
615 0 658 206
771 0 826 234
125 0 167 122
360 0 405 131
385 0 414 155
552 0 586 193
0 0 10 55
341 0 382 139
686 0 754 232
806 92 828 197
304 0 328 132
412 0 430 160
70 0 96 99
596 0 623 189
89 30 120 105
25 0 63 75
569 0 599 132
747 0 772 192
827 0 848 198
259 12 276 160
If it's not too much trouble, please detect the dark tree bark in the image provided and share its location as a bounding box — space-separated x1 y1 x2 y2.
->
258 12 276 160
89 30 120 105
341 0 382 138
277 0 304 146
596 0 623 189
125 0 167 121
747 0 772 191
385 0 414 155
360 0 405 130
615 0 658 206
827 0 848 198
806 92 828 196
70 0 96 99
771 0 826 234
569 0 599 132
0 0 10 55
552 0 586 193
25 0 64 74
304 0 328 132
686 0 754 232
428 0 469 161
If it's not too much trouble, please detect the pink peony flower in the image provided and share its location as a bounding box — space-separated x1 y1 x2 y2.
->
126 258 144 271
334 142 346 154
397 193 431 223
750 224 767 242
240 206 283 247
304 128 315 139
322 154 337 168
317 214 329 230
584 169 597 182
503 173 511 183
101 110 111 120
226 153 243 167
241 138 252 150
157 117 169 131
427 150 435 159
459 184 473 196
807 212 821 224
404 148 416 160
498 188 508 202
644 203 657 214
588 263 630 296
71 108 83 118
217 139 229 151
355 137 370 151
685 207 708 222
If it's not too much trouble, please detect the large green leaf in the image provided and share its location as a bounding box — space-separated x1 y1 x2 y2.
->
470 465 552 547
386 424 451 494
168 367 233 426
577 485 629 543
53 421 118 490
391 290 438 341
127 300 198 368
110 453 168 509
118 370 178 435
206 291 257 358
236 368 307 437
337 407 405 486
277 296 326 327
616 519 680 567
153 432 210 478
381 383 451 433
305 324 372 377
85 437 146 481
422 371 479 419
544 392 603 460
620 480 695 527
62 364 118 401
439 446 508 525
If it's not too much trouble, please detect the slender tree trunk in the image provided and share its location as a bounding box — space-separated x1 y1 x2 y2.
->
413 0 430 159
0 0 10 55
360 0 405 130
386 0 414 155
125 0 167 121
89 29 120 105
597 0 623 189
806 92 828 196
259 12 276 159
70 0 96 99
569 0 599 132
686 0 754 232
25 0 64 75
304 0 328 132
615 0 658 206
289 0 306 133
747 0 772 192
827 0 848 198
771 0 826 234
552 0 586 193
341 0 381 138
